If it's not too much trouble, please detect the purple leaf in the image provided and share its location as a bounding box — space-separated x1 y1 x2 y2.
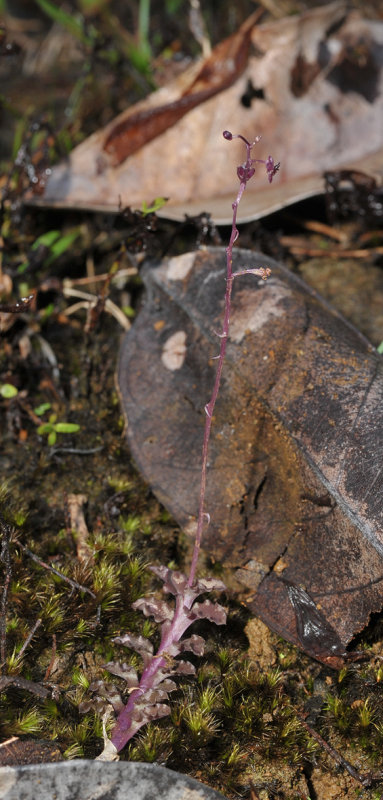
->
167 634 205 657
79 696 110 715
188 599 227 625
150 566 189 596
149 564 170 583
151 667 178 688
132 702 171 724
193 577 226 593
132 596 173 622
113 633 153 653
87 680 125 713
134 687 170 706
173 659 196 675
158 679 177 693
179 634 205 655
112 633 154 666
103 661 139 687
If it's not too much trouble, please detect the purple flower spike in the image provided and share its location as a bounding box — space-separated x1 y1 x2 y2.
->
95 130 279 762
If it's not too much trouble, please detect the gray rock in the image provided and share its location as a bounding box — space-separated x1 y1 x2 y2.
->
0 760 228 800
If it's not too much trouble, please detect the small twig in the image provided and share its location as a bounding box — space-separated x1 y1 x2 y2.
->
0 294 34 313
0 674 49 699
62 287 130 330
298 713 383 788
0 736 19 750
17 618 42 662
280 236 383 259
66 493 93 563
249 779 261 799
0 513 12 665
302 219 348 242
63 267 137 288
18 542 96 599
43 633 57 681
50 445 104 456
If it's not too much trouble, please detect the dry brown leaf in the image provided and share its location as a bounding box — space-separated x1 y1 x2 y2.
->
29 2 383 223
117 246 383 664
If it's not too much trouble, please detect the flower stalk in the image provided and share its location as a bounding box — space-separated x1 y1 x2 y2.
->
96 131 279 758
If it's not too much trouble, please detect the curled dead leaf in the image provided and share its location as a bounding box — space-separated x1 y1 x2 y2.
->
117 247 383 665
27 3 383 223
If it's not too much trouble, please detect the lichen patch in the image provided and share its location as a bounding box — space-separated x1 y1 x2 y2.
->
167 252 196 280
230 280 291 343
161 330 187 370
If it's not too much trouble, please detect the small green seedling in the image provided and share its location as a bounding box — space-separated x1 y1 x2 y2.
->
18 229 80 273
36 410 80 446
141 197 168 216
0 384 18 399
34 402 53 416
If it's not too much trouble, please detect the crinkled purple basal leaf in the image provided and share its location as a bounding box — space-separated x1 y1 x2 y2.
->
193 577 226 594
167 634 205 658
102 661 139 687
107 563 226 753
150 566 226 604
157 678 177 693
150 666 178 688
172 659 196 675
132 596 173 623
188 599 227 625
87 680 125 713
112 633 153 666
150 566 188 596
131 702 171 725
113 632 153 653
133 687 170 706
150 566 201 604
178 633 205 655
79 696 110 716
149 564 173 584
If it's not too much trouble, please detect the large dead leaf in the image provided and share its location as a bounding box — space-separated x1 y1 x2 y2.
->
29 2 383 223
117 247 383 665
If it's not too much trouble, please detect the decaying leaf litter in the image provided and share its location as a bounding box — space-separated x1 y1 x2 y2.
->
0 0 380 797
27 1 383 223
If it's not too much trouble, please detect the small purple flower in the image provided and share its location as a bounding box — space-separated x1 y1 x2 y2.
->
265 155 280 183
237 164 255 182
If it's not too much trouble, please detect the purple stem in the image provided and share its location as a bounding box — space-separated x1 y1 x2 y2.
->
108 132 277 754
111 594 193 750
188 135 255 587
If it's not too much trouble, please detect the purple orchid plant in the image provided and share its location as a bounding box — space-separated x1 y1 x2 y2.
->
95 132 279 759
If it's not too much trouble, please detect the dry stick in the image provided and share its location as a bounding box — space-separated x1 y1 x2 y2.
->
0 513 12 664
0 674 49 699
19 542 96 599
17 618 42 662
298 713 383 788
43 633 57 682
188 131 278 586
